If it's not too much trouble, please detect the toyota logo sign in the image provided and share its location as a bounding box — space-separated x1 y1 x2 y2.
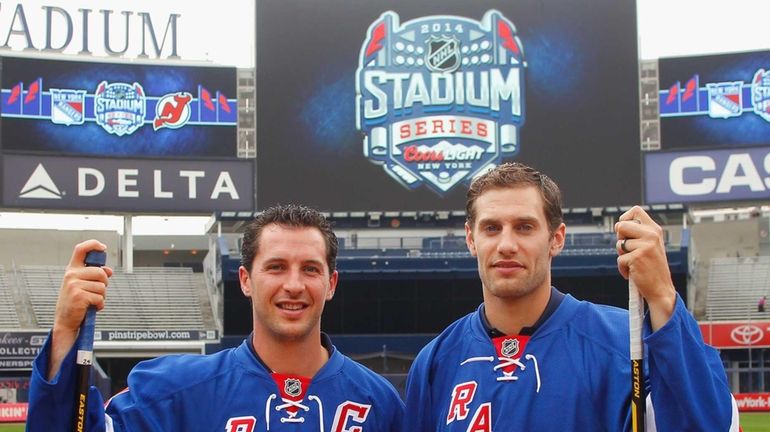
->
730 325 764 345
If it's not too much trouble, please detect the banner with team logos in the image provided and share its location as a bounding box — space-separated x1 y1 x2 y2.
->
256 0 640 211
0 56 237 158
658 50 770 150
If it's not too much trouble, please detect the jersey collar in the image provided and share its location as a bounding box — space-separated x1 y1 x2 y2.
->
480 286 565 337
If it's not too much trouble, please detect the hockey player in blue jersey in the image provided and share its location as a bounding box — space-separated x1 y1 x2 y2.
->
404 162 739 431
28 204 404 431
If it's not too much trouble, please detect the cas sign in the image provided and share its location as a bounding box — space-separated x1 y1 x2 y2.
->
646 146 770 204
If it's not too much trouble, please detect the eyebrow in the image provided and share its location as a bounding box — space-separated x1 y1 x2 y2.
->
477 215 540 226
262 257 325 267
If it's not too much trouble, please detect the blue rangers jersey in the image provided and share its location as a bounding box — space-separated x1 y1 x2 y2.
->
28 334 404 431
404 289 738 431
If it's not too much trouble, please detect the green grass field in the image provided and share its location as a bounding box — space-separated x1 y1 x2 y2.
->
742 412 770 432
2 413 769 431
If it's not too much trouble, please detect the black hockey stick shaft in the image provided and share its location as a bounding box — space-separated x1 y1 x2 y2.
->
73 250 107 432
630 278 645 432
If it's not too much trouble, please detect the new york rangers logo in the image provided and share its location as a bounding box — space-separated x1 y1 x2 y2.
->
50 89 85 126
94 81 146 136
501 338 519 358
284 378 302 398
356 10 526 195
751 69 770 123
706 81 743 119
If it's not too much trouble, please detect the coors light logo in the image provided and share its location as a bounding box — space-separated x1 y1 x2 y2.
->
356 10 526 195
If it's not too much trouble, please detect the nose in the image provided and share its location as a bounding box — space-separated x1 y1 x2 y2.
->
282 269 305 295
496 227 518 256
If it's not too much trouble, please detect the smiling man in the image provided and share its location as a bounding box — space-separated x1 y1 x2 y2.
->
404 162 738 431
27 204 404 431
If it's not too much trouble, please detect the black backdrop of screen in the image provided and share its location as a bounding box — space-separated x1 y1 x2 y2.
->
658 49 770 150
256 0 641 211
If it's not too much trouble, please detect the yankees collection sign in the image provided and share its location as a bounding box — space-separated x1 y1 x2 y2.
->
356 10 525 195
1 154 254 212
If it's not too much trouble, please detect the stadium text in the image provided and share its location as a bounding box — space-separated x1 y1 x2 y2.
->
0 2 180 59
362 69 521 118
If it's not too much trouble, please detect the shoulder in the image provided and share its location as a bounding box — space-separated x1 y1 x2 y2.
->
413 311 477 367
561 296 629 356
123 347 240 403
337 355 403 402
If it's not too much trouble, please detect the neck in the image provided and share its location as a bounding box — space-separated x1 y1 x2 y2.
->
252 330 329 377
483 284 551 335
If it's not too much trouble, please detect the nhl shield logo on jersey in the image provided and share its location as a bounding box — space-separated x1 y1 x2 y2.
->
751 69 770 122
94 81 146 136
501 338 519 358
50 89 86 126
356 10 526 195
706 81 743 119
284 378 302 398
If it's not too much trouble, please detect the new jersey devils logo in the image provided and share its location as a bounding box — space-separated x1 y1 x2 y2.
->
153 92 192 130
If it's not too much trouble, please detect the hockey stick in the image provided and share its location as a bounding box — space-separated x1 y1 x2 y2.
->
73 250 107 432
629 277 645 432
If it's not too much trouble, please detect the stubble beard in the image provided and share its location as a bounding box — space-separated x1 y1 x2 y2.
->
254 303 321 343
482 260 550 301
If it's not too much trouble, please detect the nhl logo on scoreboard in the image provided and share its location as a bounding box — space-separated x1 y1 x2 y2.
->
501 338 519 358
751 68 770 123
94 81 146 136
356 10 526 195
284 378 302 398
426 36 460 73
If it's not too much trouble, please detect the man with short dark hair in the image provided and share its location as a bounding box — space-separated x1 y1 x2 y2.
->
404 162 738 431
28 204 404 431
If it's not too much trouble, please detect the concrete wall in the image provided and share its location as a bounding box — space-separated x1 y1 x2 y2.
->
0 229 120 269
689 217 764 318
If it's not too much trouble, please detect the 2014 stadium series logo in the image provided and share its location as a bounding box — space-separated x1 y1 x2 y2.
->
356 10 526 195
94 81 146 136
